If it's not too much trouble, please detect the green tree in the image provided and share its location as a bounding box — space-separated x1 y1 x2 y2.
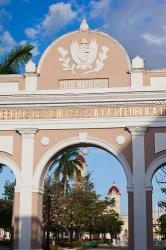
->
43 178 70 249
43 170 122 247
0 181 15 243
0 43 34 74
67 175 100 241
0 199 12 229
156 166 166 209
53 148 83 195
106 212 124 242
3 181 15 201
158 214 166 239
63 175 116 242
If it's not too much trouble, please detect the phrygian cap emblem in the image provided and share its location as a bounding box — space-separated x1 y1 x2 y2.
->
57 20 109 76
71 38 98 70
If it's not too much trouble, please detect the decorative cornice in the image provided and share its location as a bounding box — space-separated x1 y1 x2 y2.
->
0 100 166 109
1 89 166 106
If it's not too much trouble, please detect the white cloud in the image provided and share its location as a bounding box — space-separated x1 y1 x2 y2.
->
0 9 16 54
83 0 166 68
0 31 17 53
25 2 77 39
25 27 39 39
23 0 166 68
142 33 166 46
89 0 110 18
31 42 40 57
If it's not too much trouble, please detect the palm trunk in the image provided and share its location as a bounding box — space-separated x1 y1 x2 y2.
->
63 179 67 196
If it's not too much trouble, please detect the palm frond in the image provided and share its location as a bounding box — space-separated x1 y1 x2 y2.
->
0 43 34 74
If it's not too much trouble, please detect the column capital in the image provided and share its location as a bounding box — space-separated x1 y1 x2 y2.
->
126 126 148 136
32 187 44 195
146 185 153 191
16 128 38 136
127 185 134 192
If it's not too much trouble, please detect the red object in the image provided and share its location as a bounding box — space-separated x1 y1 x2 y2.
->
76 155 86 163
108 185 120 193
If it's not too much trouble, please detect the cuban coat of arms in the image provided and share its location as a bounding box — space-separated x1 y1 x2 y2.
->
57 38 109 75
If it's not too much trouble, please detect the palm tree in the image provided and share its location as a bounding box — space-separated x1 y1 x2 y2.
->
51 148 84 195
0 43 34 74
0 43 33 172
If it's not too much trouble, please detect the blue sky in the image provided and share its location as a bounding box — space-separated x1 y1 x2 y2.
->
1 0 166 68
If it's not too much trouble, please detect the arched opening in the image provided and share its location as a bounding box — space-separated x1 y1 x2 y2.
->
0 157 20 249
35 142 131 250
33 137 133 191
146 157 166 250
0 164 16 248
152 165 166 248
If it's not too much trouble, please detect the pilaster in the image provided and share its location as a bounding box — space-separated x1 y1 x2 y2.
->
127 126 148 250
146 186 153 250
17 128 38 250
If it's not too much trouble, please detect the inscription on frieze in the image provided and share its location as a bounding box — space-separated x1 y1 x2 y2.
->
0 105 166 120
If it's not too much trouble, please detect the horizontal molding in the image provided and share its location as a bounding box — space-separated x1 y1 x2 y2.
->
1 88 166 105
0 116 165 130
1 96 166 108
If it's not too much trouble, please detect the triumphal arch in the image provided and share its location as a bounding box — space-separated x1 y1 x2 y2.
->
0 20 166 250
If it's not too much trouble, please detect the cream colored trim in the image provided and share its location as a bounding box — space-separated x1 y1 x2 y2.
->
130 126 147 250
0 89 166 105
33 136 133 191
131 72 143 90
0 74 23 78
0 156 21 188
0 116 165 131
0 82 19 93
145 69 166 73
151 77 166 87
25 75 38 91
18 128 37 250
146 155 166 187
32 187 44 194
17 128 38 136
127 126 148 135
11 87 166 96
127 186 134 192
